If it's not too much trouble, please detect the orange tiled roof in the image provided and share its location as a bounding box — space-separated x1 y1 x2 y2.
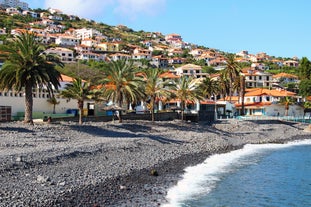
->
159 72 180 79
60 74 74 82
245 88 296 97
60 74 86 83
200 100 215 104
235 102 272 107
219 96 239 102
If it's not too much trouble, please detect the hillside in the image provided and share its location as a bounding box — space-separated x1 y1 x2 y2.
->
0 7 166 47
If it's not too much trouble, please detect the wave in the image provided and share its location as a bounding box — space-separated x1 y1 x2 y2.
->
161 139 311 207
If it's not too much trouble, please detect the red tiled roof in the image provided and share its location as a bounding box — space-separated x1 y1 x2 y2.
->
235 102 272 108
159 72 180 79
245 88 296 97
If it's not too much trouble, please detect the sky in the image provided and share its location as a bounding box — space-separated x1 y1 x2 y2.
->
26 0 311 59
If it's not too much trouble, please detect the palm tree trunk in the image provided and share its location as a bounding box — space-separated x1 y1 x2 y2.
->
240 76 245 115
24 84 33 124
285 105 289 116
228 78 233 103
78 100 83 124
151 96 155 122
117 100 122 123
181 101 185 121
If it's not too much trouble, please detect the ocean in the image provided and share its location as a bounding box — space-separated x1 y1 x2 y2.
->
162 139 311 207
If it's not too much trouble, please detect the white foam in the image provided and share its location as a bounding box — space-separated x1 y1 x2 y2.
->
161 139 311 207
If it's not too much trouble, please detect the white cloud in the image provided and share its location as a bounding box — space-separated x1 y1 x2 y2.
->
43 0 166 21
44 0 114 20
114 0 166 20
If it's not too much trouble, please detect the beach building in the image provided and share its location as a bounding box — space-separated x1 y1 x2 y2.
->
0 74 98 120
235 88 304 116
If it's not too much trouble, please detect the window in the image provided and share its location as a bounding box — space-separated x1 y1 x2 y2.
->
259 76 262 80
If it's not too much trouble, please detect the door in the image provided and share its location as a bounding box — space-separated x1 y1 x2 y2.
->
87 103 95 116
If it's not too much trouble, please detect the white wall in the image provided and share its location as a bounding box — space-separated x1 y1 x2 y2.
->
265 104 304 117
0 96 78 115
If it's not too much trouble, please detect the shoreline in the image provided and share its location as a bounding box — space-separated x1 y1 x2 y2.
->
0 119 310 206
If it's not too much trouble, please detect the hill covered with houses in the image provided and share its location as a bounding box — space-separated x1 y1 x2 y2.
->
0 2 311 122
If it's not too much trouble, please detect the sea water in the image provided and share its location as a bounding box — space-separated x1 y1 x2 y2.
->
162 139 311 207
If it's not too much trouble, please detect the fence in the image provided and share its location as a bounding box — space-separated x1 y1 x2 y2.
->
233 115 311 124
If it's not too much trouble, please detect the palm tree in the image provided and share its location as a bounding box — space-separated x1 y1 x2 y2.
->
101 59 144 123
240 75 246 115
172 76 202 121
0 31 63 123
198 76 220 120
280 96 294 116
143 68 173 122
222 54 241 102
198 77 219 99
59 78 92 124
47 95 60 114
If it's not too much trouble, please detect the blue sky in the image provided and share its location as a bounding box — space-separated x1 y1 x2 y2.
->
26 0 310 59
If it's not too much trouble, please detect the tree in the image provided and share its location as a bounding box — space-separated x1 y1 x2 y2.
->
47 96 60 114
143 68 173 122
280 96 294 116
59 78 92 124
172 76 202 121
197 77 219 99
101 59 144 123
240 75 246 115
298 57 311 80
299 79 311 98
222 54 241 102
0 31 63 123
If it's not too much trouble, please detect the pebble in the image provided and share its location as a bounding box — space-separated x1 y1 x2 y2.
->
0 120 309 207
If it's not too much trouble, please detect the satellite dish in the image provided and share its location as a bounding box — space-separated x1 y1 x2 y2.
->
251 63 256 68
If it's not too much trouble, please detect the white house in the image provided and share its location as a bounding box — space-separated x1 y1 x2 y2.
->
241 67 273 88
150 55 169 68
22 10 39 18
109 53 131 61
235 88 304 116
174 64 209 78
55 35 80 46
44 47 75 63
74 28 102 40
76 52 106 62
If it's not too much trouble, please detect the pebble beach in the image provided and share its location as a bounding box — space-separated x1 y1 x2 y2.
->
0 119 310 207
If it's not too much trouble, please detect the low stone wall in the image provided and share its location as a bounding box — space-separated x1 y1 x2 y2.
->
51 112 179 123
